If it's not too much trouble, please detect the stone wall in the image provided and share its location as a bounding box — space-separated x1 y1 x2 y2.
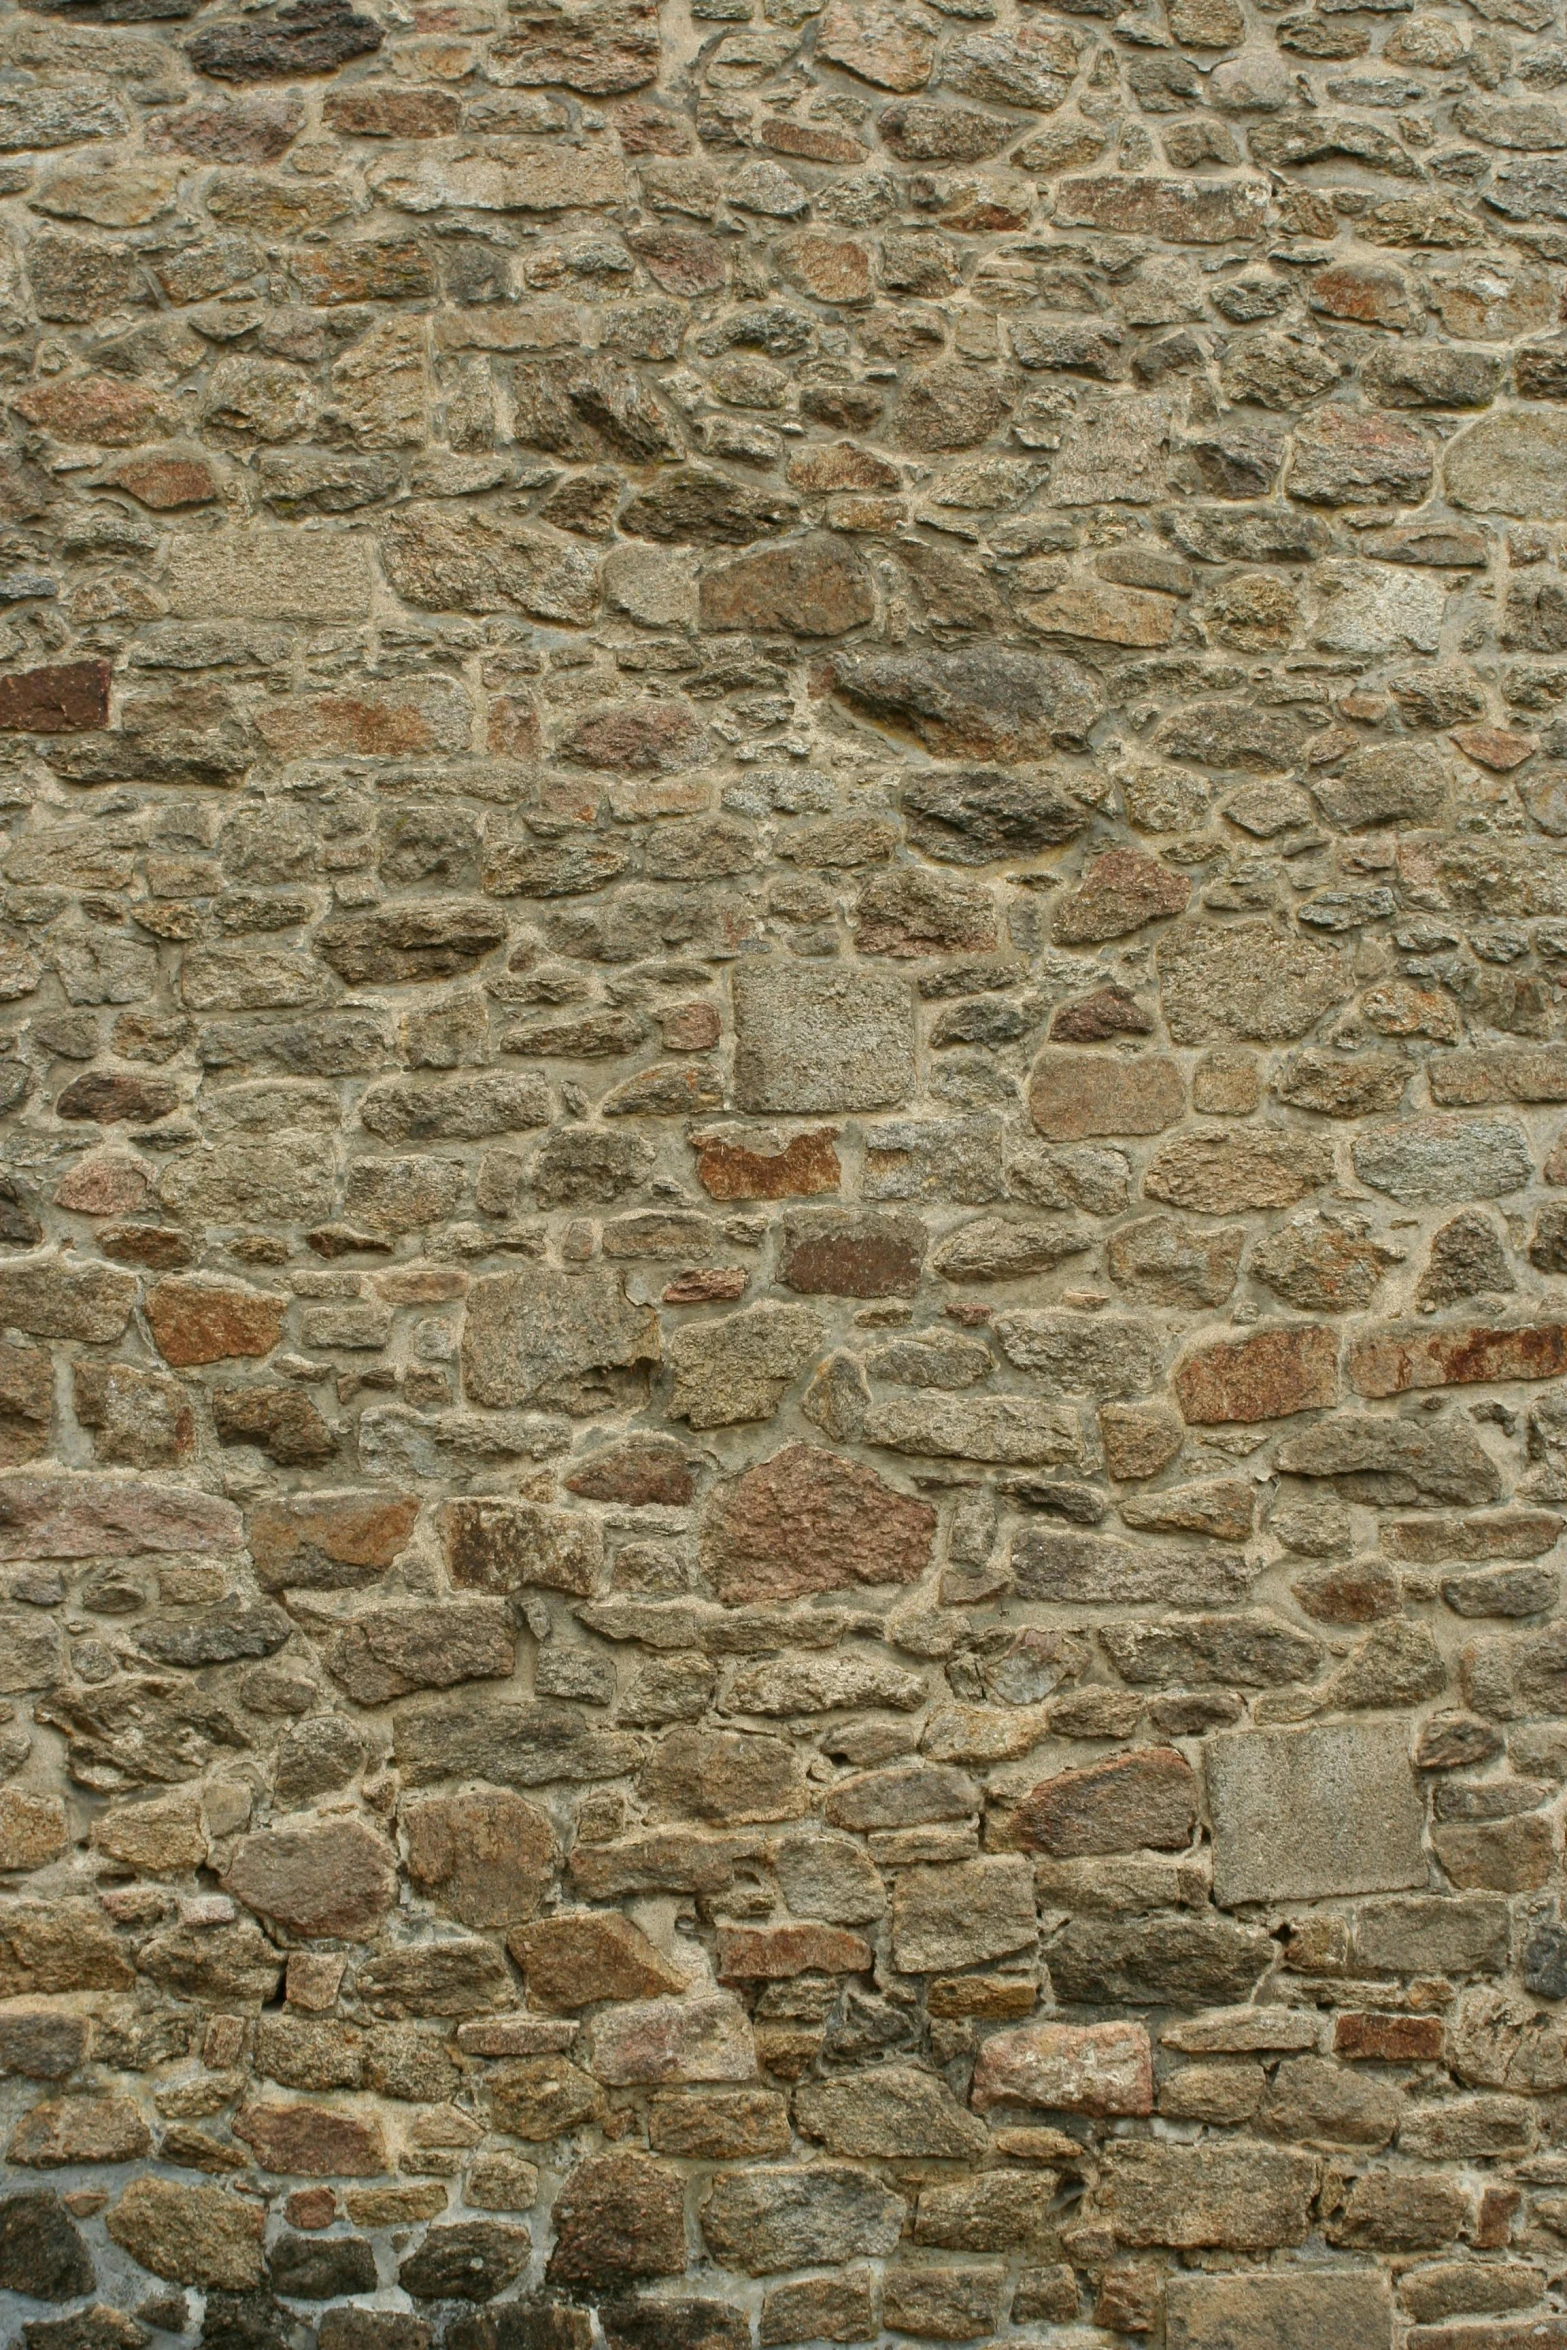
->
0 0 1565 2342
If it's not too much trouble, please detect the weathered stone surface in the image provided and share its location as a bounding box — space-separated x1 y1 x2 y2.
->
0 0 1544 2314
223 1817 397 1941
233 2099 386 2176
107 2177 266 2290
400 2222 531 2301
0 2192 96 2301
547 2154 685 2284
1165 2271 1393 2350
9 2093 149 2167
971 2020 1153 2115
701 2166 906 2273
462 1266 659 1412
669 1303 823 1428
1175 1324 1339 1423
1028 1052 1185 1142
1207 1721 1426 1905
1012 1748 1198 1857
1353 1117 1532 1204
402 1788 557 1930
1145 1128 1334 1213
700 1444 932 1603
796 2064 988 2157
1275 1414 1502 1506
833 646 1098 759
1093 2140 1317 2249
890 1856 1037 1971
1158 921 1349 1043
733 963 913 1113
0 1476 242 1558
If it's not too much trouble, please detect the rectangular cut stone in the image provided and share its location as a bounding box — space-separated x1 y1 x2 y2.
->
733 963 914 1114
163 531 373 620
1095 2140 1316 2250
1206 1721 1426 1906
1166 2270 1393 2350
971 2020 1153 2115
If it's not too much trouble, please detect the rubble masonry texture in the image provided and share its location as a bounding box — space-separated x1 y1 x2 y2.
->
6 0 1567 2341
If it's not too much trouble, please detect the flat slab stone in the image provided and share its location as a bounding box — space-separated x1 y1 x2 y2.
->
1206 1719 1426 1907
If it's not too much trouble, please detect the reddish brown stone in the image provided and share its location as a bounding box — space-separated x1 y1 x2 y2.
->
779 1209 924 1299
255 689 462 761
1050 986 1155 1042
547 2153 686 2285
507 1913 686 2009
1028 1051 1185 1142
787 443 899 493
442 1496 601 1596
560 701 705 772
1308 262 1412 329
12 378 168 448
146 93 307 162
53 1160 150 1217
1292 1557 1402 1625
716 1924 872 1980
0 661 109 736
1052 850 1192 945
1011 1748 1199 1859
565 1436 695 1507
659 1002 722 1053
57 1071 178 1126
251 1490 418 1592
488 695 541 758
693 1126 841 1201
777 232 873 304
699 536 875 638
99 1225 194 1271
402 1787 559 1931
101 452 219 511
146 1277 285 1369
971 2020 1154 2116
223 1817 397 1941
1348 1320 1567 1398
663 1267 748 1304
211 1385 338 1465
0 1344 54 1469
628 226 727 297
700 1443 935 1605
233 2101 386 2178
324 86 461 135
1175 1325 1340 1424
1333 2012 1444 2062
761 117 867 163
0 1475 241 1559
284 2187 337 2230
1452 725 1536 772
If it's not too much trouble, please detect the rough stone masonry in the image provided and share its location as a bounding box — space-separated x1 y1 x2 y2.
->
6 0 1567 2342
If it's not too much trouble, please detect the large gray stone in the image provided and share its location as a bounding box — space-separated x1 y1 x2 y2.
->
1352 1116 1532 1203
701 2166 905 2273
461 1267 659 1412
732 963 914 1114
1206 1720 1426 1906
